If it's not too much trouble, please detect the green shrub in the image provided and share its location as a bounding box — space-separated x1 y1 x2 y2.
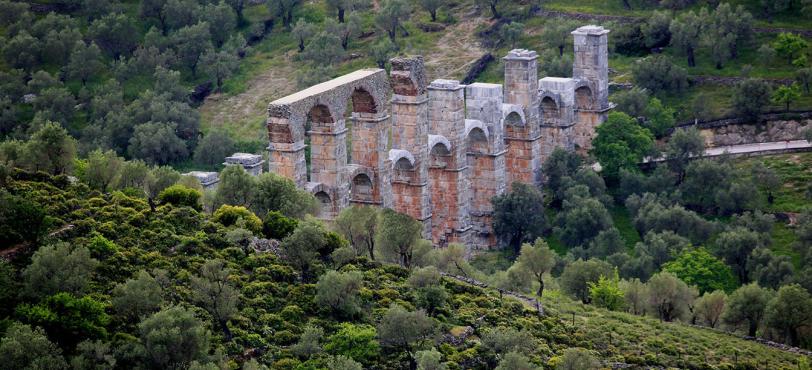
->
158 184 202 210
212 205 262 234
262 210 298 240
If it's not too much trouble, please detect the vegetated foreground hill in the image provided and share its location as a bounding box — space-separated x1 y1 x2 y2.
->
0 170 807 369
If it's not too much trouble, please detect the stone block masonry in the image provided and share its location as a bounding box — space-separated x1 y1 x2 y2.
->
265 25 612 251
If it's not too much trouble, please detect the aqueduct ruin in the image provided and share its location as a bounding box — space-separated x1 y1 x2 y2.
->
267 25 612 249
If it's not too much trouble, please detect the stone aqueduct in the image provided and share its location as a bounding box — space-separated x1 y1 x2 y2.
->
266 25 612 249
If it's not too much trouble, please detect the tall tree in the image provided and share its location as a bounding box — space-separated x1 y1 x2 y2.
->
669 10 704 67
375 208 422 268
516 239 556 296
646 271 698 322
24 122 77 175
722 283 773 336
282 218 328 281
268 0 301 29
765 284 812 346
375 0 411 42
772 83 802 111
201 48 239 91
590 112 654 181
67 41 104 85
191 259 239 341
491 181 546 252
138 306 211 369
335 206 379 260
732 79 772 121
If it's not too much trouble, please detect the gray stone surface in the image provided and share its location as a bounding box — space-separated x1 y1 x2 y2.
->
262 25 612 251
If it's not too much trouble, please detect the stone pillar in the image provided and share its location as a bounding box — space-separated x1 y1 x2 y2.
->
427 79 472 247
309 118 349 214
538 77 576 166
572 25 610 110
572 25 612 154
389 56 432 238
267 116 307 187
465 83 506 249
350 111 390 206
503 49 542 186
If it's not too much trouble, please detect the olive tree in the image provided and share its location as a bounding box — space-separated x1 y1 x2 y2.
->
191 259 239 340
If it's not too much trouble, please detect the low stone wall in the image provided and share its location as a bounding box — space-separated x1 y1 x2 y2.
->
698 118 811 147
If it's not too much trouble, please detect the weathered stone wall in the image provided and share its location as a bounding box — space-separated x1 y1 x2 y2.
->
698 119 812 147
265 25 612 251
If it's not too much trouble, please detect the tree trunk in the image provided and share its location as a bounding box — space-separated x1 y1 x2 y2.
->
221 320 233 341
536 277 544 297
786 101 790 112
298 39 305 52
430 10 437 21
622 0 631 9
490 2 500 19
687 48 696 67
748 320 758 337
789 329 799 347
558 45 564 57
338 7 345 23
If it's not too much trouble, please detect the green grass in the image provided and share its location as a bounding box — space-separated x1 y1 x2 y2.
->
539 288 806 368
736 152 812 213
771 222 802 267
610 205 641 250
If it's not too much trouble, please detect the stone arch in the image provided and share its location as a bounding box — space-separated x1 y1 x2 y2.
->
350 87 378 114
314 191 332 217
502 104 526 126
467 127 489 154
575 85 595 111
540 96 560 125
389 149 415 182
351 173 373 201
307 104 334 128
429 135 452 167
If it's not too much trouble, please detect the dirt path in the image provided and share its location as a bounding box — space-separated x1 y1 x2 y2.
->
422 19 489 80
199 58 298 141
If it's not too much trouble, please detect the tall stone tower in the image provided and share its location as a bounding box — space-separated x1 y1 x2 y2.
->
572 25 609 109
503 49 542 186
571 25 611 152
389 56 432 238
427 79 472 247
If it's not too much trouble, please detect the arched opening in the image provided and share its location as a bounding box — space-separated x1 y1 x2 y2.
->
305 104 336 182
467 128 488 154
541 97 559 125
575 86 594 111
505 111 523 126
351 88 377 114
314 191 332 217
351 173 373 201
429 142 451 167
393 157 415 182
308 104 334 125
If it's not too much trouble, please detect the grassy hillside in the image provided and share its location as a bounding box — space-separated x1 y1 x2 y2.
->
0 170 807 369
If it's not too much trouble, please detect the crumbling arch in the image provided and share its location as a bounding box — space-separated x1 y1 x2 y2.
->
307 104 334 126
540 96 560 125
350 87 378 114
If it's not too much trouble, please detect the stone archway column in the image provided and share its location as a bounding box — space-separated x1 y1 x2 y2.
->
503 49 543 187
310 119 349 212
465 83 507 250
389 56 432 239
350 112 391 206
427 79 472 247
267 116 307 187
